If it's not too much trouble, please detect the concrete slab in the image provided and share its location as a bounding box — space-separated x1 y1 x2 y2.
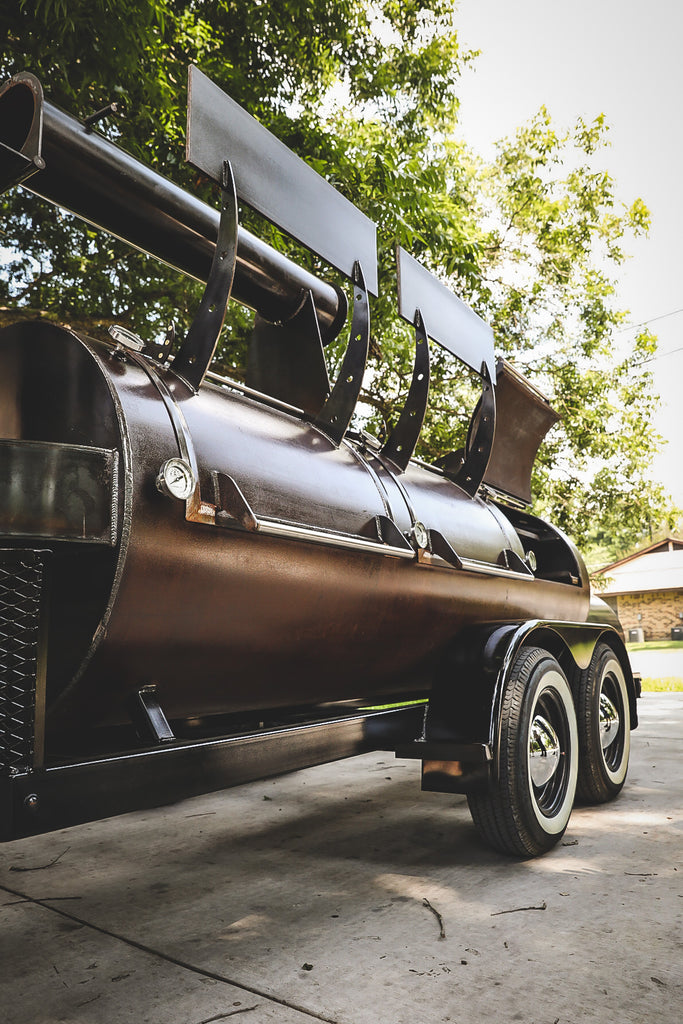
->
1 693 681 1024
0 903 309 1024
628 647 683 680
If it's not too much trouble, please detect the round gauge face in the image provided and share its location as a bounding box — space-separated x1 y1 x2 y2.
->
156 458 196 501
108 323 145 352
412 521 429 550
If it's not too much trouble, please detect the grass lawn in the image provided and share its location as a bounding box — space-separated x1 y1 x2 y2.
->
626 640 683 652
640 677 683 692
624 640 683 691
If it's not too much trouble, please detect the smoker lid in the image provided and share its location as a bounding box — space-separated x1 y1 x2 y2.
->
187 66 378 296
482 359 561 506
395 247 495 381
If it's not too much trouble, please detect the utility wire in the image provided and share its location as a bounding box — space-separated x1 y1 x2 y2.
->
617 306 683 333
631 343 683 369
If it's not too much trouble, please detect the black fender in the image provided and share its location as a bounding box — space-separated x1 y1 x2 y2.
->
410 619 637 794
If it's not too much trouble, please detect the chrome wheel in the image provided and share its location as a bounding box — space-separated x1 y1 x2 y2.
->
576 643 630 803
529 714 561 788
599 692 620 751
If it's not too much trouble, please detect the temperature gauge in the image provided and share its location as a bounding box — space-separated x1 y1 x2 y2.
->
156 458 196 501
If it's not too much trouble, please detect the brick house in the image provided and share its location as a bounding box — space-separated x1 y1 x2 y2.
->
596 537 683 641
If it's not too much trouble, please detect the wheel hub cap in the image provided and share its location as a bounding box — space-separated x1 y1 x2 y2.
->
599 693 620 749
529 714 561 787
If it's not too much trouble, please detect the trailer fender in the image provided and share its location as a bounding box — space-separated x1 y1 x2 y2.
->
401 619 637 795
488 620 638 745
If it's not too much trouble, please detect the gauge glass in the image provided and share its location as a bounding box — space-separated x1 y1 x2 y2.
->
157 458 195 501
412 521 429 549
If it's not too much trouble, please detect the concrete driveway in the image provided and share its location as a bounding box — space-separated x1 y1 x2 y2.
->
1 693 681 1024
628 646 683 681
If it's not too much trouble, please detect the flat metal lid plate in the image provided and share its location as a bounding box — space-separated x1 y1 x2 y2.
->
187 66 378 295
483 359 561 505
396 247 495 379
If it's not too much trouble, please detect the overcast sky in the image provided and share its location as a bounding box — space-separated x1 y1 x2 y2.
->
453 0 683 507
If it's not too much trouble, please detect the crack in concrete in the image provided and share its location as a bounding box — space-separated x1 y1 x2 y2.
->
0 882 345 1024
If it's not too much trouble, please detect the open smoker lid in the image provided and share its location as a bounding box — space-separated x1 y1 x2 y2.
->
482 359 560 506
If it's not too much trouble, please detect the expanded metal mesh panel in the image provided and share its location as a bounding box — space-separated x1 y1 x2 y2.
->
0 550 46 775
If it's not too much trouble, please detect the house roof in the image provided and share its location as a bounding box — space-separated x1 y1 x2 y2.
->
598 547 683 596
598 536 683 574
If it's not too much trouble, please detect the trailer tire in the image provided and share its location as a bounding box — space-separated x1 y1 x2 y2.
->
467 646 578 857
576 642 630 803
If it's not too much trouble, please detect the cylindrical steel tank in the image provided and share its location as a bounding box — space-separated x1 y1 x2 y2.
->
0 321 590 740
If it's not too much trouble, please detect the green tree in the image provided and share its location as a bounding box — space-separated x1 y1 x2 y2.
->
1 0 676 557
468 109 679 555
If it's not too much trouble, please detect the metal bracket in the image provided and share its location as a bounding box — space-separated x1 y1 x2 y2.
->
0 142 45 189
151 323 175 363
246 290 331 415
498 548 534 576
375 514 414 552
128 686 175 745
314 261 370 446
381 308 431 472
438 362 496 496
212 471 258 531
172 159 238 392
83 101 119 133
426 530 464 569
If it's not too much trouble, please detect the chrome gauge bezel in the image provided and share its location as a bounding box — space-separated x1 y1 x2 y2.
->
156 457 196 501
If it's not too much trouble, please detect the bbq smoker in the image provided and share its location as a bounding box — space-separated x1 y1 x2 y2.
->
0 69 637 855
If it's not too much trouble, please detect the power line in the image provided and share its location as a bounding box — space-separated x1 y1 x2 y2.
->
631 343 683 368
618 305 683 333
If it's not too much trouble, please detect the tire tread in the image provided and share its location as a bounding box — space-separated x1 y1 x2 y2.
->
468 646 572 857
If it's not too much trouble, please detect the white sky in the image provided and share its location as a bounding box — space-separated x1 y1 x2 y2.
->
453 0 683 507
